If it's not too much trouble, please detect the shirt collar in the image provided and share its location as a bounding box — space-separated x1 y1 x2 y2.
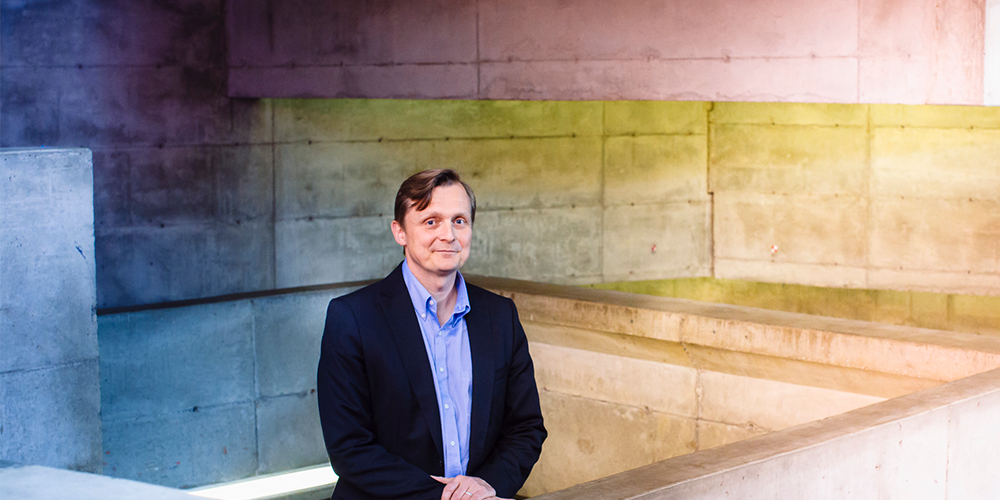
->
401 259 471 323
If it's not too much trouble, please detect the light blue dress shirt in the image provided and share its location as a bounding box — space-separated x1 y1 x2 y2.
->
401 260 473 478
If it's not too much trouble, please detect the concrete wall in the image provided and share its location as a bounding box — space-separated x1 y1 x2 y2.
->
477 277 1000 495
242 100 1000 298
0 148 100 472
712 103 1000 296
534 365 1000 500
2 0 712 309
5 1 998 310
592 278 1000 338
97 285 359 488
272 100 711 288
228 0 986 105
1 0 274 310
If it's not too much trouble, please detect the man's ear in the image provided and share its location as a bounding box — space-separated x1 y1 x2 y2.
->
390 219 407 247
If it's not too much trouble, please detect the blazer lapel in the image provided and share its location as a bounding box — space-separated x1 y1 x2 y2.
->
466 290 495 469
379 268 444 459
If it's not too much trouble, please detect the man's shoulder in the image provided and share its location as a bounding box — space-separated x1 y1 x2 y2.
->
328 265 405 309
465 280 515 310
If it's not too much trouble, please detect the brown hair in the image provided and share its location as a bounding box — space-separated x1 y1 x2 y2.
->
394 169 476 225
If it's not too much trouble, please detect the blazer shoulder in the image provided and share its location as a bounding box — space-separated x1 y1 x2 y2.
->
332 280 380 306
466 281 517 315
467 281 507 301
329 264 406 309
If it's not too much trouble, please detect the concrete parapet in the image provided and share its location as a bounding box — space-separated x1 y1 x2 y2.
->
0 464 197 500
532 366 1000 500
468 277 1000 495
485 278 1000 387
97 285 361 488
592 277 1000 339
94 274 1000 494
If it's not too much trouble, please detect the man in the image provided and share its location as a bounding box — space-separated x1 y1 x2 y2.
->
317 169 546 500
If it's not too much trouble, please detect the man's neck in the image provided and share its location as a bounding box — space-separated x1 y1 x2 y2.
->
405 261 459 327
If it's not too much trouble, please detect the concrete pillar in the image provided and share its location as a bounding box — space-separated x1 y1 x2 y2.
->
0 148 101 472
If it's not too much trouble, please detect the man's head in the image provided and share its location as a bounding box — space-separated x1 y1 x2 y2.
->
391 169 476 281
393 169 476 226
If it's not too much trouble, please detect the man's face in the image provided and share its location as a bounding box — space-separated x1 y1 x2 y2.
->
391 183 473 281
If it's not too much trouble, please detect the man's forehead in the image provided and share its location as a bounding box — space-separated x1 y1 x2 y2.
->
406 184 472 216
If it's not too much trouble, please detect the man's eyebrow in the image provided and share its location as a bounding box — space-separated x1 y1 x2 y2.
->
416 209 470 218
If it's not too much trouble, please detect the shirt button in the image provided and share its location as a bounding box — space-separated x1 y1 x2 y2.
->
444 403 450 409
450 441 456 447
438 367 445 373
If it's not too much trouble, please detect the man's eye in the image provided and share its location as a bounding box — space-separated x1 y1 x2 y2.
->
455 218 467 225
425 220 436 226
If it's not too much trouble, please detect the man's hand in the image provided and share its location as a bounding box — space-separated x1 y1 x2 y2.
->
431 475 511 500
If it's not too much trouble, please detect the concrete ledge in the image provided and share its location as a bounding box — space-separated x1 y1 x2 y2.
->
531 366 1000 499
470 276 1000 392
189 463 337 500
0 465 196 500
98 285 362 487
96 274 1000 493
468 276 1000 494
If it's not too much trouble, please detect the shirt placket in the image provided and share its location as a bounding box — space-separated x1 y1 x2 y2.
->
431 304 462 477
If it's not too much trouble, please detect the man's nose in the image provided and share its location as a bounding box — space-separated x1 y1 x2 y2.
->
439 222 457 241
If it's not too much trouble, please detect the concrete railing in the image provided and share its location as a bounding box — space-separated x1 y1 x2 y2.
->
1 464 198 500
531 365 1000 499
469 277 1000 496
97 283 365 488
97 274 1000 495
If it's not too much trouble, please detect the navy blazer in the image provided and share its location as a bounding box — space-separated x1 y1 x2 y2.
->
317 264 546 499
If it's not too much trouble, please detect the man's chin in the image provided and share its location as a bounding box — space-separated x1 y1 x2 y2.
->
432 258 466 274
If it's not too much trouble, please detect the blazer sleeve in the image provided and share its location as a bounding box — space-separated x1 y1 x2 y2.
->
468 298 547 498
317 298 445 500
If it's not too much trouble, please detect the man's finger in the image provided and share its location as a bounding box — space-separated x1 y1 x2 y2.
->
440 476 464 500
435 475 497 500
449 477 476 500
469 490 494 500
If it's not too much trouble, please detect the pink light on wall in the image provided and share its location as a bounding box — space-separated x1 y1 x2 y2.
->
227 0 986 105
